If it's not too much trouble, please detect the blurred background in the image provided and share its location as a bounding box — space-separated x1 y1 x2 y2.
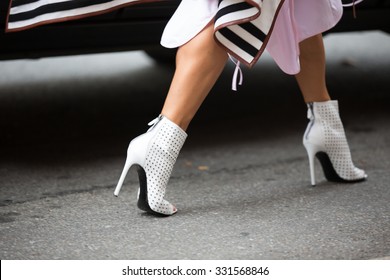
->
0 1 389 260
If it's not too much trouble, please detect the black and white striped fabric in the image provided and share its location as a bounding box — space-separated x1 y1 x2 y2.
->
6 0 149 32
6 0 285 67
215 0 284 67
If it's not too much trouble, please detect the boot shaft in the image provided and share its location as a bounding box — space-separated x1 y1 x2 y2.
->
128 115 187 167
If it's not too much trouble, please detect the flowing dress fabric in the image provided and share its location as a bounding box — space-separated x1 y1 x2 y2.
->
161 0 343 74
7 0 284 68
6 0 149 31
7 0 343 74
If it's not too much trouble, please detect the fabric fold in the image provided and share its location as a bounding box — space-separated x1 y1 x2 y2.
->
214 0 284 67
6 0 286 67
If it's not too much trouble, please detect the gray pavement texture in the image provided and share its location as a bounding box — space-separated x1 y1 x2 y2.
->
0 31 389 260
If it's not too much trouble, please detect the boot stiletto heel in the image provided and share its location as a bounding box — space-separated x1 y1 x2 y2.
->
114 156 133 197
114 115 187 216
304 142 320 186
303 100 367 186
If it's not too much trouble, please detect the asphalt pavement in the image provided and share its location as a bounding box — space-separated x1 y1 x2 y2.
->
0 31 389 260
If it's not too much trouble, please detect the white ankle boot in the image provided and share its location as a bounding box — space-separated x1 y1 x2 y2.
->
303 100 367 186
114 115 187 216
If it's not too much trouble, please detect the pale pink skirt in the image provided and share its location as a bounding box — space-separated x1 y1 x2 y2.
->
161 0 343 74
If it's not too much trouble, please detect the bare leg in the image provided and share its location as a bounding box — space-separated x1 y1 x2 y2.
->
115 23 227 215
295 34 331 103
161 22 229 131
297 34 367 185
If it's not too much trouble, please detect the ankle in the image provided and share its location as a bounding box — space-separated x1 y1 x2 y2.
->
160 111 192 131
305 97 331 103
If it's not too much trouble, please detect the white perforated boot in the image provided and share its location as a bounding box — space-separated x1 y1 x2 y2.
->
114 115 187 216
303 100 367 186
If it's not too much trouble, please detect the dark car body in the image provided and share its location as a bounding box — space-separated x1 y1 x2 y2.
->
0 0 389 60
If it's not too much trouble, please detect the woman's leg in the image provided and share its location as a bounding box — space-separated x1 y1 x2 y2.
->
161 22 229 131
115 22 228 216
296 34 367 185
294 34 330 103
